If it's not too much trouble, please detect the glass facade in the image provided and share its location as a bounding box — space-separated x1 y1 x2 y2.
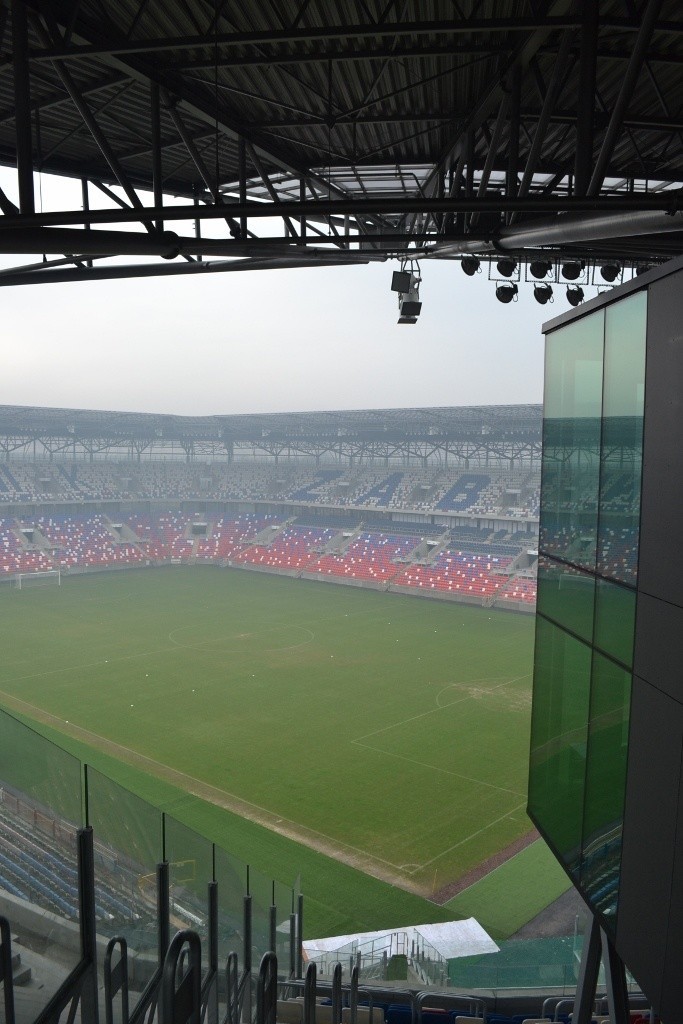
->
530 290 646 933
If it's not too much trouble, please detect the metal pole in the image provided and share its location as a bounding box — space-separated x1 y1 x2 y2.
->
157 861 170 965
238 136 247 239
151 83 164 231
601 929 630 1024
573 913 602 1024
587 0 665 196
78 827 100 1024
11 0 34 215
296 894 304 979
207 881 219 1024
574 0 599 196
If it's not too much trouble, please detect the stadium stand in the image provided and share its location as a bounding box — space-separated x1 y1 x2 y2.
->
308 531 422 583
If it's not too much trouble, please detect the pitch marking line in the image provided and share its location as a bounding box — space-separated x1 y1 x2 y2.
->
353 673 530 742
0 646 176 686
167 622 315 654
408 801 528 874
0 687 411 875
351 740 526 798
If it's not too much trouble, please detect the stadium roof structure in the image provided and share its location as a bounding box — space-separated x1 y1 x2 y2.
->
0 1 683 286
0 403 542 461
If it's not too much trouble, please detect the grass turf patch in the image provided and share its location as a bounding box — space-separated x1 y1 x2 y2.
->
0 564 550 934
443 840 572 940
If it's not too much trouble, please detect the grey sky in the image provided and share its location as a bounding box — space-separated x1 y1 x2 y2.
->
1 167 555 416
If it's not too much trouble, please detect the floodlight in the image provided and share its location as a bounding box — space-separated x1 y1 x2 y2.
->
566 285 584 307
391 270 411 293
461 256 480 277
495 282 518 303
635 264 653 276
496 257 517 278
600 263 620 283
399 299 422 317
533 283 553 305
561 260 584 281
397 315 418 325
529 259 552 280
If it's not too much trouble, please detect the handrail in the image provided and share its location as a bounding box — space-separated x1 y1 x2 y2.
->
160 929 202 1024
0 915 15 1024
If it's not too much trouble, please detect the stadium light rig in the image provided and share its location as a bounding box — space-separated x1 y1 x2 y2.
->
495 282 518 304
391 261 422 324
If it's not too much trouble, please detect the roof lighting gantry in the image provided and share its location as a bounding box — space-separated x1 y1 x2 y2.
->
0 0 682 286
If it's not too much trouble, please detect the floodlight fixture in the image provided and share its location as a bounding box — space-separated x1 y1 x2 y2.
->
600 262 620 283
394 261 422 323
461 256 480 277
533 283 553 305
561 260 584 281
635 264 653 277
496 257 517 278
391 270 411 293
566 285 584 307
495 282 518 304
529 259 552 280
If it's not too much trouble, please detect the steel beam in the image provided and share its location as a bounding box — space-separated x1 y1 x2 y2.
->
161 92 242 238
11 0 34 214
28 12 155 231
0 192 675 232
30 17 587 61
574 1 599 195
150 82 163 231
588 0 665 196
0 253 378 287
0 227 181 257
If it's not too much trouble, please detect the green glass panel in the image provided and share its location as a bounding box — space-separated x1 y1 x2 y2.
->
529 618 591 880
598 291 647 585
0 709 83 1005
593 577 636 668
537 554 595 642
541 309 604 571
249 867 274 964
580 653 631 930
214 845 247 965
165 815 213 969
86 768 162 955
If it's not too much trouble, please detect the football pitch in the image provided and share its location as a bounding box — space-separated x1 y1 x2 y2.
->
0 566 538 915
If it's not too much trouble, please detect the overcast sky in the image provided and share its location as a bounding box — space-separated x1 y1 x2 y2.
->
0 167 565 416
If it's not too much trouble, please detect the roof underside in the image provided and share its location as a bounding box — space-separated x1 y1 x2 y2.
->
0 0 682 284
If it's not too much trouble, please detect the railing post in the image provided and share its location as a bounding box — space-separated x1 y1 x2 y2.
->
0 916 15 1024
206 881 219 1024
242 893 252 1022
225 951 239 1024
78 826 99 1024
158 861 171 965
331 962 342 1023
289 912 297 978
303 962 316 1024
296 894 304 979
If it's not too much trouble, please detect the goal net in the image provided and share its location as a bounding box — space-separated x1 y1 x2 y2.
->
13 570 61 590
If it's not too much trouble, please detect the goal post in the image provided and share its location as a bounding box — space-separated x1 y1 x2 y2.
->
13 570 61 590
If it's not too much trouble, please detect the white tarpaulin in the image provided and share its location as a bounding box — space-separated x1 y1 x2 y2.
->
304 918 498 962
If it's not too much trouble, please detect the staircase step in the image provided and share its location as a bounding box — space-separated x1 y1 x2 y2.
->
13 963 32 986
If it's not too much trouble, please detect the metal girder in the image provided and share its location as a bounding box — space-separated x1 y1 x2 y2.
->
419 0 575 201
27 8 156 231
588 0 665 197
11 0 34 214
28 17 588 61
0 193 677 232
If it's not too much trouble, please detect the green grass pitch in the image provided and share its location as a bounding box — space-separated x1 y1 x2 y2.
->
0 566 540 934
